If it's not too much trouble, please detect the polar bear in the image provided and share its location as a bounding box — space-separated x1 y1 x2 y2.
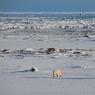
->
53 69 62 78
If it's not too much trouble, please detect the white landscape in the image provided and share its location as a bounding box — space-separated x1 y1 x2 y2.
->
0 12 95 95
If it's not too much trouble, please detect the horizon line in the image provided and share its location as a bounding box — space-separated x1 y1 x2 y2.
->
0 11 95 14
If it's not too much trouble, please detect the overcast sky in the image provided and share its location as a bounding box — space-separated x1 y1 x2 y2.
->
0 0 95 12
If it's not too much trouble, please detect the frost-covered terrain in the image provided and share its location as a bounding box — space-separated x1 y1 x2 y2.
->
0 12 95 95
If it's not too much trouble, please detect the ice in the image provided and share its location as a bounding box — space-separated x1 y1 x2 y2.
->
0 12 95 32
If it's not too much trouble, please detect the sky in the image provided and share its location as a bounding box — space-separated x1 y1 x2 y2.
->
0 0 95 12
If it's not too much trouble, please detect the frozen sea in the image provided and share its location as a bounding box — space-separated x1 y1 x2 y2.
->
0 12 95 95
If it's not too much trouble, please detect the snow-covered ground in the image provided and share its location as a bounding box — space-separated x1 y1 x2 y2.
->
0 13 95 95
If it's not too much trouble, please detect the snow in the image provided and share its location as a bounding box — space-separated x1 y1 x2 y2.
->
0 13 95 95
